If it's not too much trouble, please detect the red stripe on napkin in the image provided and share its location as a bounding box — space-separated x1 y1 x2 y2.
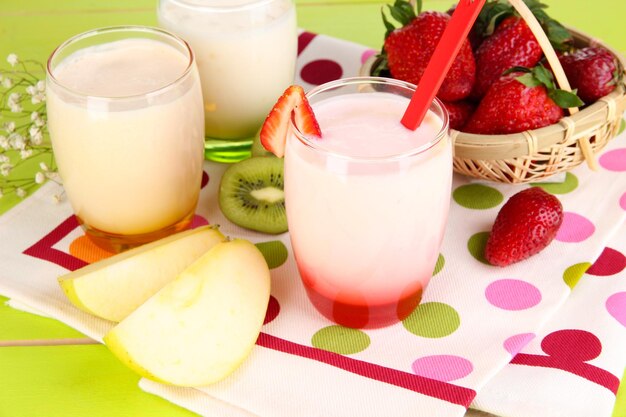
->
257 332 476 407
23 215 87 271
510 329 621 394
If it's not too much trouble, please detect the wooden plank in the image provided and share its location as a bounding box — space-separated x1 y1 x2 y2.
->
0 344 198 417
0 296 86 341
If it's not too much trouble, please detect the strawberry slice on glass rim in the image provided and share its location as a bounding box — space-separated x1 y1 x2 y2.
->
260 85 322 158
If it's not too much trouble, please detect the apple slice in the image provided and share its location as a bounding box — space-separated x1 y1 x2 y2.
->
103 239 271 387
58 226 225 322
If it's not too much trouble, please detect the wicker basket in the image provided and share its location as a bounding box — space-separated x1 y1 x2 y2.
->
362 0 626 184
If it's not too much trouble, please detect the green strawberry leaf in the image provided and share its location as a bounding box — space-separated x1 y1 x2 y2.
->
381 7 396 39
415 0 422 15
548 89 585 108
473 1 514 37
386 0 417 27
521 1 572 50
476 0 572 50
543 19 573 51
516 73 542 88
531 65 555 89
371 53 389 76
504 66 532 75
523 0 548 12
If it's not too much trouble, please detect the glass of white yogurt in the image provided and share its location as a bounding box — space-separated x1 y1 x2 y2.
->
46 26 205 252
158 0 298 162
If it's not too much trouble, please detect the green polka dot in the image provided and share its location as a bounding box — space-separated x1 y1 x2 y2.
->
563 262 591 289
468 232 491 265
311 325 370 354
432 254 445 276
453 184 504 209
255 241 288 269
619 119 625 135
531 172 579 194
403 302 460 338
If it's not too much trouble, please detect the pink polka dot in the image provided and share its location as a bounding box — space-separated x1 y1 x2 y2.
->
486 279 542 310
599 148 626 171
411 355 473 382
190 215 209 229
620 192 626 210
606 292 626 328
586 247 626 276
300 59 343 85
361 49 377 64
504 333 535 356
555 212 595 243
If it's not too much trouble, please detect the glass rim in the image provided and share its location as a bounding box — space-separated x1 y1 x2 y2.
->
46 25 196 101
289 76 450 163
160 0 283 13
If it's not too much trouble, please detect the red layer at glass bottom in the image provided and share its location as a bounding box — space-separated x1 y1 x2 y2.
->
300 270 424 329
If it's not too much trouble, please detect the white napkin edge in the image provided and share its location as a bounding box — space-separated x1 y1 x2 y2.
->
5 298 52 317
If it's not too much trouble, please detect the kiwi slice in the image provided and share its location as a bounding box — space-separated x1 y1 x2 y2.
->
219 156 286 234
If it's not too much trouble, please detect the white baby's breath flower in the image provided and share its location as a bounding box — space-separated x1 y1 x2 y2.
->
7 53 19 67
1 57 54 203
30 131 43 145
9 102 22 113
31 93 44 104
8 92 20 104
9 133 25 150
35 171 45 184
29 126 40 138
1 163 13 176
20 149 33 159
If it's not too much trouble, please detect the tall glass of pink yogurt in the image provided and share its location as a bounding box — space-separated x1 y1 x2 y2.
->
46 27 205 252
284 77 452 328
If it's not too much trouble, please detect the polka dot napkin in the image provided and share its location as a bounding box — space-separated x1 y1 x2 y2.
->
0 32 624 417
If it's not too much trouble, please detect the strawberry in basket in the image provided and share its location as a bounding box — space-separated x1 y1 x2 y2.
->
469 0 572 99
559 46 621 104
464 64 583 135
373 0 476 102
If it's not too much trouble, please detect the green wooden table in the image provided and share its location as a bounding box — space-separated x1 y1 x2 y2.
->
1 1 625 416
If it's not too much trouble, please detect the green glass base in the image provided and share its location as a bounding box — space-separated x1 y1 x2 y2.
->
204 138 253 163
